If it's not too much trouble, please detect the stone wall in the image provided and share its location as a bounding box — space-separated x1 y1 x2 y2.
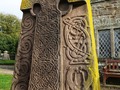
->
91 0 105 3
92 0 120 30
91 0 120 60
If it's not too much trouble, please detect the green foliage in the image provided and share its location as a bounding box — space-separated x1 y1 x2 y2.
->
0 74 13 90
0 13 21 34
0 60 15 65
0 13 21 59
0 32 19 59
0 33 12 52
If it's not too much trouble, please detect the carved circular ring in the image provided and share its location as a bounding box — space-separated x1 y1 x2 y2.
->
14 82 28 90
22 15 34 31
15 60 30 77
19 35 33 54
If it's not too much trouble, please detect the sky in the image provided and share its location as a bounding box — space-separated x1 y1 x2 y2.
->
0 0 23 19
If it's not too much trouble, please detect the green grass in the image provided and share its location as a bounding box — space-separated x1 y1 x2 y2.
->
0 60 15 65
0 74 13 90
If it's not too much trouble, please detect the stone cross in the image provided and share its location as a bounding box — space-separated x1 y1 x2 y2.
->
11 0 100 90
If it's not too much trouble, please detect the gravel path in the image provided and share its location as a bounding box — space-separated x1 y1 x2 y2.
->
0 65 14 75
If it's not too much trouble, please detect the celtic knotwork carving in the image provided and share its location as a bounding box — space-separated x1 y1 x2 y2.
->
63 16 90 65
32 62 58 89
65 66 92 90
62 3 93 89
13 0 95 90
28 0 60 90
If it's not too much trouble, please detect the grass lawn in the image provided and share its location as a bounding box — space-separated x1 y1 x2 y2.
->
0 74 13 90
0 60 15 65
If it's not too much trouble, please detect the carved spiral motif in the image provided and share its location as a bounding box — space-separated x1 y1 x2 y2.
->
15 60 30 77
19 35 33 54
22 15 34 31
14 82 27 90
12 12 35 90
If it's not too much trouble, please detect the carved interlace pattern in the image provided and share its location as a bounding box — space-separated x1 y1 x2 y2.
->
28 0 60 90
63 16 90 65
63 15 93 90
12 1 93 90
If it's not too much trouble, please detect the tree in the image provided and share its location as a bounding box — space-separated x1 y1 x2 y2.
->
0 13 21 59
0 13 21 34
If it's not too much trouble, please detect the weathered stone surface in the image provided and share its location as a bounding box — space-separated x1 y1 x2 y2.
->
28 1 60 90
12 0 99 90
60 1 93 90
11 10 36 90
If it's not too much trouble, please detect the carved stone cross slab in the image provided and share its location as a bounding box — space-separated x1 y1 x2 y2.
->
11 0 99 90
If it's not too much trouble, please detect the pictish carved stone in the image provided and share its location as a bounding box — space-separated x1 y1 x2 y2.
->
28 1 60 90
11 10 36 90
60 1 93 90
12 0 98 90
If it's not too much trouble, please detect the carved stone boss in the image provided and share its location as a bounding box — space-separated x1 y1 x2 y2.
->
12 0 93 90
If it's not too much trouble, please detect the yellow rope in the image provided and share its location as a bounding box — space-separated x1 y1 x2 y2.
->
86 1 100 90
67 0 100 89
